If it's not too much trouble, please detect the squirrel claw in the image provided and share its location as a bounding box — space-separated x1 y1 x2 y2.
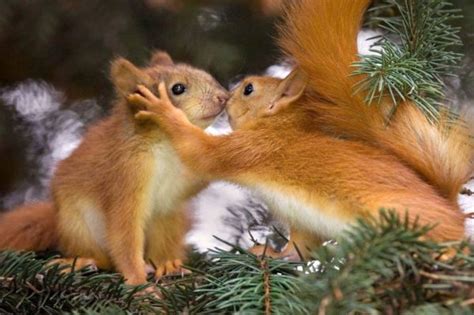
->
154 259 191 280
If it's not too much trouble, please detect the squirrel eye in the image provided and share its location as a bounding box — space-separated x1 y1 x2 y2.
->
171 83 186 95
243 83 254 96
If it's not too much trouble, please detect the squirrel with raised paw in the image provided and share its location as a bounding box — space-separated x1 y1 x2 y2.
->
127 0 473 258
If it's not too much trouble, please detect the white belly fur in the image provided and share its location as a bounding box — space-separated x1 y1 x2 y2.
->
81 203 107 249
254 185 350 239
148 142 199 214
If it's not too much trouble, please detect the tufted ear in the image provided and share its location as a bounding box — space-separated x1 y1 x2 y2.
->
149 50 174 66
110 58 151 95
265 69 307 116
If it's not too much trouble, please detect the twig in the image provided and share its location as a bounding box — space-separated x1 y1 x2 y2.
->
261 258 271 315
420 271 474 282
318 296 331 315
25 281 41 293
461 188 473 196
461 298 474 306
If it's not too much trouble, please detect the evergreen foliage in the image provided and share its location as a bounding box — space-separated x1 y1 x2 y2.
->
354 0 464 120
1 211 473 314
0 1 472 314
0 251 163 314
284 211 474 314
193 241 306 314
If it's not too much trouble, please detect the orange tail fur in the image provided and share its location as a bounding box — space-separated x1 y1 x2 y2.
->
0 202 57 251
278 0 474 201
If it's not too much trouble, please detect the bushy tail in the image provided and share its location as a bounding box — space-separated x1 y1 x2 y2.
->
0 202 58 251
278 0 474 201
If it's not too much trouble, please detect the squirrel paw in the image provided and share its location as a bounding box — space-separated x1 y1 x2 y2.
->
127 83 175 124
47 257 99 273
249 244 302 261
128 83 189 127
438 246 470 261
154 259 191 279
134 111 157 122
135 285 163 300
128 83 172 113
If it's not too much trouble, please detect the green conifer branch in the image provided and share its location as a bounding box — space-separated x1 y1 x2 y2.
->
284 210 474 314
0 251 163 314
193 240 307 314
354 0 463 120
1 211 473 314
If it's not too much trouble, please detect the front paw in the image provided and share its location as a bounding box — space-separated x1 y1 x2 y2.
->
127 83 168 112
127 83 176 125
127 94 156 124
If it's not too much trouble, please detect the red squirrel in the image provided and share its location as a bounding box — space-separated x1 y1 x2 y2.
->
126 0 473 257
0 51 228 285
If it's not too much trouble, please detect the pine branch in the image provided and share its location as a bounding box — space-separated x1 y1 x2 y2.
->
354 0 463 120
0 251 164 314
193 239 308 314
1 211 473 314
284 210 474 314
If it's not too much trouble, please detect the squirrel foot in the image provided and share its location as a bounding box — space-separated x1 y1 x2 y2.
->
47 257 99 273
438 245 470 261
134 285 163 300
154 259 190 279
249 244 301 261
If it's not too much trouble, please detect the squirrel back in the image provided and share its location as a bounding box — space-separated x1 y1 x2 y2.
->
278 0 474 202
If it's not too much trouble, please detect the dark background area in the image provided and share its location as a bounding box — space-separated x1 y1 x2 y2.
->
0 0 472 204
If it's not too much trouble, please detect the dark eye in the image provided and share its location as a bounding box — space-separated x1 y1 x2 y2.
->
243 83 254 96
171 83 186 95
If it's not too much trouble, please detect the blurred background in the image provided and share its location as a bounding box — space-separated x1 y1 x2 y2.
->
0 0 473 208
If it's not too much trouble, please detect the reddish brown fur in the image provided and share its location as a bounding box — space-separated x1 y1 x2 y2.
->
123 0 470 258
128 83 465 246
278 0 474 202
0 202 57 251
0 51 227 285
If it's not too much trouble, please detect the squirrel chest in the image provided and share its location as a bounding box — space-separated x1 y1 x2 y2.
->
147 142 203 214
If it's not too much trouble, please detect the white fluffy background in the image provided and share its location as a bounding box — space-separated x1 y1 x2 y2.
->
459 181 474 236
0 30 472 255
0 80 102 209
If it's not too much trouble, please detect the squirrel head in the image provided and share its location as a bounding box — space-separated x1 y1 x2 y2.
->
110 51 228 128
226 69 307 129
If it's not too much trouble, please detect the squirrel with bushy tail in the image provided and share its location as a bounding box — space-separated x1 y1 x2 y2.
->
128 0 474 258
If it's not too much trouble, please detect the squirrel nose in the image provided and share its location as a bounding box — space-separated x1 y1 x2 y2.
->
215 94 228 106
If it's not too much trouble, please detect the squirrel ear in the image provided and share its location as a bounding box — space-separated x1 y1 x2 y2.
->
266 69 307 115
149 50 174 66
110 58 151 95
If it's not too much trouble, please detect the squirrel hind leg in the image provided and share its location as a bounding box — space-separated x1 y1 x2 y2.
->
145 207 190 280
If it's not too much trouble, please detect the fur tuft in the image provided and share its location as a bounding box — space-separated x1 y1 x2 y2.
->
0 202 57 251
278 0 369 106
